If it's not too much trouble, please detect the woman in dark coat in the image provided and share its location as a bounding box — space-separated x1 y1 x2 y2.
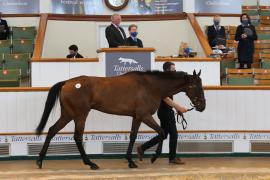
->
235 14 257 69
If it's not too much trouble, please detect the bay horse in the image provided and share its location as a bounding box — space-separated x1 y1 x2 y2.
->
35 70 205 170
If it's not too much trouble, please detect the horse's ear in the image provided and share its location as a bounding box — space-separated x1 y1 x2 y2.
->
198 70 201 77
193 70 196 76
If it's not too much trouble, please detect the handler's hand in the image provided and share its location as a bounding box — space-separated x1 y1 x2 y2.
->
177 107 188 114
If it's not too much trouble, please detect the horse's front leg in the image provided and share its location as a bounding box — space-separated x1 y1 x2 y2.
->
142 115 165 164
126 118 141 168
151 140 164 164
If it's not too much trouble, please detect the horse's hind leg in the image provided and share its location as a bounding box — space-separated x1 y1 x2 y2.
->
74 113 99 170
126 118 141 168
37 113 71 169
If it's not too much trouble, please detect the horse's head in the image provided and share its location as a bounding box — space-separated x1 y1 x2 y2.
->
184 70 206 112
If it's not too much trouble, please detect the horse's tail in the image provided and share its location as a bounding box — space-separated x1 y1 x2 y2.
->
36 81 66 136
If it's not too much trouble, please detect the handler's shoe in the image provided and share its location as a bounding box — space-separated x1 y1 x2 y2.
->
169 158 185 165
137 145 144 161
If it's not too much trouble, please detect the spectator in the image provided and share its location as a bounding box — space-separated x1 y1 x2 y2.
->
66 45 84 58
207 15 226 48
235 13 257 69
0 12 9 40
125 24 143 48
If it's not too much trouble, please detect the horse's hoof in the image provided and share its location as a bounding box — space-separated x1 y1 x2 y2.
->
36 159 43 169
137 146 144 161
151 156 157 164
128 161 138 168
90 163 99 170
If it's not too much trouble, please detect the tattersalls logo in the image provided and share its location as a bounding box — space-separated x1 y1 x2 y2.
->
118 57 138 65
113 57 143 76
106 52 151 77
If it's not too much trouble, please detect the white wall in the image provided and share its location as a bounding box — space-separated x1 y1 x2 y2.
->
32 56 218 87
4 17 39 27
42 20 98 58
0 87 270 156
42 20 205 58
0 89 269 133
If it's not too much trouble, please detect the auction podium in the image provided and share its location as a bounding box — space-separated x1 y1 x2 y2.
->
97 47 155 77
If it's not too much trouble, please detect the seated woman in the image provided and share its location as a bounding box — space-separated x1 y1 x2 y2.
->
66 44 84 58
125 24 143 48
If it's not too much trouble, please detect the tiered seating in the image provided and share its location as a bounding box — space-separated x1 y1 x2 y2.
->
260 52 270 68
12 39 34 54
3 53 30 78
226 69 254 85
216 6 270 72
254 69 270 85
11 26 36 40
260 6 270 16
0 40 11 54
259 6 270 26
226 27 270 68
0 26 36 87
226 68 270 85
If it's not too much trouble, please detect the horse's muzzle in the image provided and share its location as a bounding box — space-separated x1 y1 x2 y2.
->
195 100 206 112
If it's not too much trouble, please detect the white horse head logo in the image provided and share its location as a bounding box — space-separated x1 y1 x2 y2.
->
118 57 138 65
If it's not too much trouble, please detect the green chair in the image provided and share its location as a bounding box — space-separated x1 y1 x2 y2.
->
227 76 254 85
3 53 30 77
226 68 254 85
260 11 270 16
261 60 270 69
0 69 21 87
0 40 11 54
11 26 36 40
243 10 259 16
251 20 259 26
220 60 236 77
0 54 3 69
12 39 34 54
258 34 270 40
2 60 29 78
3 53 30 61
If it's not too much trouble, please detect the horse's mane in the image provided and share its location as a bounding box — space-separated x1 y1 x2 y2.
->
128 70 188 80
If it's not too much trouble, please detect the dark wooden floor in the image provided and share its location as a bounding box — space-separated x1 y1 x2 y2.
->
1 157 270 179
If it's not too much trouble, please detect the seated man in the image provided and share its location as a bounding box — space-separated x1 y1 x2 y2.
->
125 24 143 48
0 12 9 40
207 15 226 48
66 45 84 58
